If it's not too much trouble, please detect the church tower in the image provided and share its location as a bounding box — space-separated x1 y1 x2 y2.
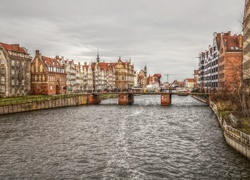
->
96 49 100 63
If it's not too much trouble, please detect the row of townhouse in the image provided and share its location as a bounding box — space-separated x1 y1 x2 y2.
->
198 31 243 92
0 43 135 96
31 51 135 95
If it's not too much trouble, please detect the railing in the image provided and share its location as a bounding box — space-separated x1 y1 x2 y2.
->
210 100 250 147
224 125 250 146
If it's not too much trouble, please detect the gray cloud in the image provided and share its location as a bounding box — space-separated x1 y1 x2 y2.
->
0 0 244 82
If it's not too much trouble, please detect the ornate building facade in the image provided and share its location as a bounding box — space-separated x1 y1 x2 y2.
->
0 43 32 97
31 50 66 95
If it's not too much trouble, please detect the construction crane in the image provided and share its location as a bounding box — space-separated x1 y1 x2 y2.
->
164 73 194 83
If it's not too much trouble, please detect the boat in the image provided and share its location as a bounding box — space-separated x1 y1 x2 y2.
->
177 90 189 96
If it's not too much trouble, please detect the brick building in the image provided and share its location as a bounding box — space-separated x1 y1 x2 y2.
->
114 57 134 90
138 66 147 88
0 43 32 97
147 74 161 86
243 0 250 84
198 32 242 92
31 50 66 95
218 33 243 91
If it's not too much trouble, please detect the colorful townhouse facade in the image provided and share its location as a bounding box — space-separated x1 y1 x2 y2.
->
218 33 243 91
30 50 66 95
114 57 134 90
0 43 32 97
198 32 243 92
138 66 147 88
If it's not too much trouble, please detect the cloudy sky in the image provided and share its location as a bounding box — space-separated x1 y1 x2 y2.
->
0 0 245 82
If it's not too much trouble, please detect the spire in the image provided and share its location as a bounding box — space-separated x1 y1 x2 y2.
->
96 48 100 63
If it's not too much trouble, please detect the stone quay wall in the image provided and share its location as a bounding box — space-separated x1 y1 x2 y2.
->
209 100 250 159
0 95 88 115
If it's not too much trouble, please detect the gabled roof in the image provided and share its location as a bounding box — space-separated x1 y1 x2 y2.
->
223 35 242 51
0 42 27 54
41 56 64 68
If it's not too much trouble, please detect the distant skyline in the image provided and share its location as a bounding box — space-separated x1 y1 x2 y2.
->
0 0 245 82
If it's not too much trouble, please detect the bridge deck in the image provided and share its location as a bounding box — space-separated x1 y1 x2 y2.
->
92 92 210 96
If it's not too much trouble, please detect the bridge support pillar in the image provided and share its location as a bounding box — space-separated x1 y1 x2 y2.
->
161 93 171 106
118 93 134 105
87 94 101 105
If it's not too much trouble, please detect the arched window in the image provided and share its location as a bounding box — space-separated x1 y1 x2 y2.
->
40 65 43 72
31 65 34 72
1 77 5 84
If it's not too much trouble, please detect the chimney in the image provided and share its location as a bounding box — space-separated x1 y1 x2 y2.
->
239 34 243 49
11 44 20 51
35 50 40 55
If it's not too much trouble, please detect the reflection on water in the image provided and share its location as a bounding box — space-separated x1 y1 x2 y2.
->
0 95 249 179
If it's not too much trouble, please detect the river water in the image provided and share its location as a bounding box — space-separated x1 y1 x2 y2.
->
0 95 249 179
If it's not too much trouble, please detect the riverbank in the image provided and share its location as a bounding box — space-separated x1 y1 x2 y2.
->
209 100 250 159
0 94 89 115
0 94 119 115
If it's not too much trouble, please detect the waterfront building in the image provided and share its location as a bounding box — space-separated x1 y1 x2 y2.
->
133 70 139 88
138 66 147 88
202 34 220 92
64 59 76 92
147 74 161 86
184 78 195 89
31 50 66 95
218 32 243 91
243 0 250 84
194 70 199 89
82 62 94 92
198 32 241 92
98 62 116 91
75 62 84 92
113 57 134 90
198 52 205 90
0 43 32 97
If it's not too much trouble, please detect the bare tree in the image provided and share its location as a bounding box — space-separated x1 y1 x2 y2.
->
15 61 27 96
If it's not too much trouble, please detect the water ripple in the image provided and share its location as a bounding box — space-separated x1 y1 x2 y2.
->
0 96 249 179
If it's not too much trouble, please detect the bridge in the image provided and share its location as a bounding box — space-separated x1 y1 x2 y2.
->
87 92 210 106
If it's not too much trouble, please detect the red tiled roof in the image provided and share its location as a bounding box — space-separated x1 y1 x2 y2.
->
223 35 242 51
42 56 64 68
185 78 194 82
0 42 27 54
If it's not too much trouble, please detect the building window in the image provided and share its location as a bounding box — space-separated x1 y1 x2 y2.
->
1 86 5 93
50 85 53 90
31 65 34 72
1 60 4 64
40 65 43 72
1 77 5 84
11 60 15 66
12 80 14 85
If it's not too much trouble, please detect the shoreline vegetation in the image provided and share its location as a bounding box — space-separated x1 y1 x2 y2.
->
0 93 119 106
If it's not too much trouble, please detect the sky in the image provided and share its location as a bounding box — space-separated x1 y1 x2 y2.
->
0 0 245 82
